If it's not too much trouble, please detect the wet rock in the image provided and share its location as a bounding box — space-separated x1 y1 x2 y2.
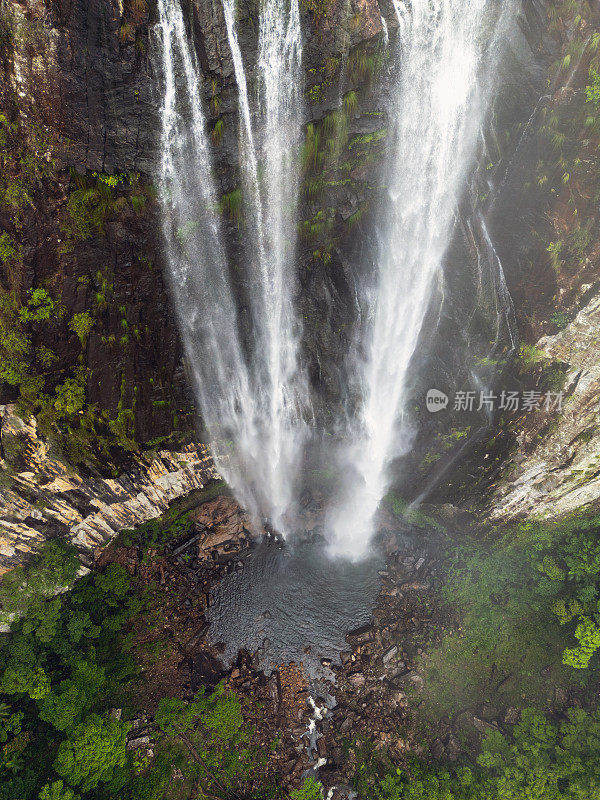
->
317 736 328 758
184 622 210 650
339 716 353 734
400 581 431 591
346 623 374 646
173 534 202 556
191 651 224 691
268 672 281 714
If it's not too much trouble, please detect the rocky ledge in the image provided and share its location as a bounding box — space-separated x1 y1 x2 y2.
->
492 291 600 519
0 404 220 574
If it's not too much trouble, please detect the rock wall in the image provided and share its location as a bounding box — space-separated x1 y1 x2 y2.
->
0 0 392 440
0 403 219 573
491 293 600 519
0 0 589 567
477 2 600 522
0 0 392 568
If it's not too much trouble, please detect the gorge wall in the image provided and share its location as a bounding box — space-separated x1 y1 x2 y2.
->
1 0 593 566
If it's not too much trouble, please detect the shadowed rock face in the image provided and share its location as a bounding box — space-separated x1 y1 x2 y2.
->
8 0 159 174
1 0 392 437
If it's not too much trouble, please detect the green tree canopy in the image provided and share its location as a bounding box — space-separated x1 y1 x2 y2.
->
53 714 129 792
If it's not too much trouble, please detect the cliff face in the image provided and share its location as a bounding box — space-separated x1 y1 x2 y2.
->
463 2 600 523
0 0 393 563
0 0 587 566
0 0 391 443
0 403 218 573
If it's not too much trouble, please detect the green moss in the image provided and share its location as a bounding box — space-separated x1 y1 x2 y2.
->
385 492 440 530
19 288 57 323
517 343 546 372
69 312 93 347
343 90 359 118
306 83 325 104
348 128 388 150
211 118 224 146
301 208 335 241
347 204 367 228
219 187 243 227
0 232 18 265
301 0 333 21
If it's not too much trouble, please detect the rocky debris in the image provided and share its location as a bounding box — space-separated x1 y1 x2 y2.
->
127 735 151 750
504 707 521 724
348 672 366 689
305 537 444 792
492 293 600 519
0 405 220 573
346 623 374 646
219 655 315 791
126 713 156 771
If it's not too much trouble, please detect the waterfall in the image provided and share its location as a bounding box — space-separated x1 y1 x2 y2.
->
155 0 307 535
221 0 308 533
326 0 517 559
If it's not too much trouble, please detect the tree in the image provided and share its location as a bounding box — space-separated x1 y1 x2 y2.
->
563 615 600 668
38 780 79 800
53 714 129 792
37 661 105 731
155 683 265 798
373 709 600 800
0 541 79 627
1 665 50 700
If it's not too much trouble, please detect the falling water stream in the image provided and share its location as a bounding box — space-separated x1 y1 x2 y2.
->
155 0 307 535
221 0 308 535
156 0 520 563
326 0 517 559
155 0 256 522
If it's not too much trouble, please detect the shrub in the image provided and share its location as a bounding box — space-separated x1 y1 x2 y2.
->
54 375 86 416
291 775 323 800
68 312 93 347
19 288 56 323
